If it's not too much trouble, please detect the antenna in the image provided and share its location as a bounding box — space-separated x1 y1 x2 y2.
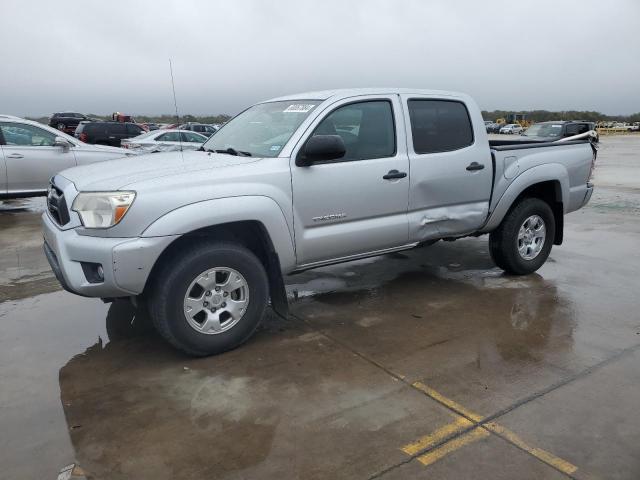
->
169 58 184 155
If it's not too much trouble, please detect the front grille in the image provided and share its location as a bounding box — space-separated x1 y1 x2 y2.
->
47 182 70 226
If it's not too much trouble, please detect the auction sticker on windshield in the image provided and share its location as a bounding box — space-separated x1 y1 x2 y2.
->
283 104 316 113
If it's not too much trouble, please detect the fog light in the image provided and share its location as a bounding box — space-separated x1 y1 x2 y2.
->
81 262 105 284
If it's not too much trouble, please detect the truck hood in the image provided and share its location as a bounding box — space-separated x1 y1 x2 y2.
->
60 150 260 191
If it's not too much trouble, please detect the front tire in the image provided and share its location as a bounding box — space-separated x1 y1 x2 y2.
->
489 198 555 275
149 242 269 356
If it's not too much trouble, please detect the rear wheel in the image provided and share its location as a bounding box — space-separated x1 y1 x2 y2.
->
149 242 269 356
489 198 555 275
57 123 66 131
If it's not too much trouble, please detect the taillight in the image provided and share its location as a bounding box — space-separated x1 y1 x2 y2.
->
79 133 88 142
588 143 598 182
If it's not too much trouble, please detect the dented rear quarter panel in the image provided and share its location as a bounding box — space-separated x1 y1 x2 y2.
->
482 142 593 232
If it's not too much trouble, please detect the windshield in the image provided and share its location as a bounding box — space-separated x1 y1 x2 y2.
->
523 123 563 137
201 100 321 157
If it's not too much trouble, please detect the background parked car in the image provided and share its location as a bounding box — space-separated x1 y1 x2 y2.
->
121 129 208 153
178 122 219 137
74 121 145 147
499 123 524 134
48 112 92 135
522 121 598 142
487 123 504 133
0 116 133 198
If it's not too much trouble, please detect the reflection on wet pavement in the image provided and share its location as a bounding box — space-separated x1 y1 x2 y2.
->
1 137 640 479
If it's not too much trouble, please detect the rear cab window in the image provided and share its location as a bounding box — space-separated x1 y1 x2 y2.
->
407 99 474 154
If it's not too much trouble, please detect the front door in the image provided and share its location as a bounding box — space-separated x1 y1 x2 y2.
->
400 95 494 241
0 122 77 194
291 96 410 267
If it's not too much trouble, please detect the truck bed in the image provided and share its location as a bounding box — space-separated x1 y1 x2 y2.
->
484 139 595 232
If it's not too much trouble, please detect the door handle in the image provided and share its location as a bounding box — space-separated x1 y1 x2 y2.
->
383 169 407 180
466 162 485 171
7 153 24 159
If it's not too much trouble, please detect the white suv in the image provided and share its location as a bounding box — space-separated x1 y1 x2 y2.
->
499 123 524 134
0 116 135 199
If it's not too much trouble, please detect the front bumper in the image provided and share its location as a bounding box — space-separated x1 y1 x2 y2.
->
42 212 176 298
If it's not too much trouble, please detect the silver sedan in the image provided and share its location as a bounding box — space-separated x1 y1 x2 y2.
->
121 130 207 153
0 115 135 199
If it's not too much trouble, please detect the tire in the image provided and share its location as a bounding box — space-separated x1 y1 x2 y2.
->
57 123 66 131
148 242 269 356
489 198 555 275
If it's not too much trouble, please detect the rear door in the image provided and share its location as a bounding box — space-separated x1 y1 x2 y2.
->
156 131 182 148
0 122 77 193
290 95 410 266
400 95 493 241
181 132 206 146
107 123 128 146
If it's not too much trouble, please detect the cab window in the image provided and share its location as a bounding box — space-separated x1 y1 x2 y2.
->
157 132 181 142
182 132 205 143
310 100 395 161
0 122 57 147
408 100 474 154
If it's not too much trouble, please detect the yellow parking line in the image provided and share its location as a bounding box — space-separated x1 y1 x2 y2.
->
412 381 483 422
484 422 578 475
416 427 490 467
404 383 578 475
402 416 474 455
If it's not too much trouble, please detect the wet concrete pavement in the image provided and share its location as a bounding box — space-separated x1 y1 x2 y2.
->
1 136 639 479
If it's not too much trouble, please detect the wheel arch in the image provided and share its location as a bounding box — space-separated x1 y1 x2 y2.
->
141 197 295 316
482 165 568 245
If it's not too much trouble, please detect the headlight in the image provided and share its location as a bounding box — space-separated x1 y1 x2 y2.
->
72 191 136 228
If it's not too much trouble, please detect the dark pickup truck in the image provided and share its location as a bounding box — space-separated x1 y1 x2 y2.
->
74 121 145 147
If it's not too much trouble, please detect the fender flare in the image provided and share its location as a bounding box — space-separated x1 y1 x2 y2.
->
141 196 296 271
481 164 569 232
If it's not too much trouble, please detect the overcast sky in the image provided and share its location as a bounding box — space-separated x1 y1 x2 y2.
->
1 0 639 117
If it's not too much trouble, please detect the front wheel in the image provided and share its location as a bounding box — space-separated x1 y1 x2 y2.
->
149 242 269 356
489 198 555 275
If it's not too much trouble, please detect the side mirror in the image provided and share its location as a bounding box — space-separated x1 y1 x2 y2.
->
54 136 72 151
296 135 346 166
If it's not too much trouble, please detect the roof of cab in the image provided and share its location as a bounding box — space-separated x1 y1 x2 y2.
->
265 88 467 103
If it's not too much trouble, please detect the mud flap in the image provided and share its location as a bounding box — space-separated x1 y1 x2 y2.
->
266 250 289 317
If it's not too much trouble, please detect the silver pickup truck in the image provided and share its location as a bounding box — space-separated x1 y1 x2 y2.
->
42 88 596 356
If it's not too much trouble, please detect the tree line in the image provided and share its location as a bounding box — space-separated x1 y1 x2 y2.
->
482 110 640 123
26 113 232 125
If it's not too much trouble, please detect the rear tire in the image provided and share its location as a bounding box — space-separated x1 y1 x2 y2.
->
149 242 269 356
489 198 555 275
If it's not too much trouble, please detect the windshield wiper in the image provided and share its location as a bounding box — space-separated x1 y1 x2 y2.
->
214 148 252 157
